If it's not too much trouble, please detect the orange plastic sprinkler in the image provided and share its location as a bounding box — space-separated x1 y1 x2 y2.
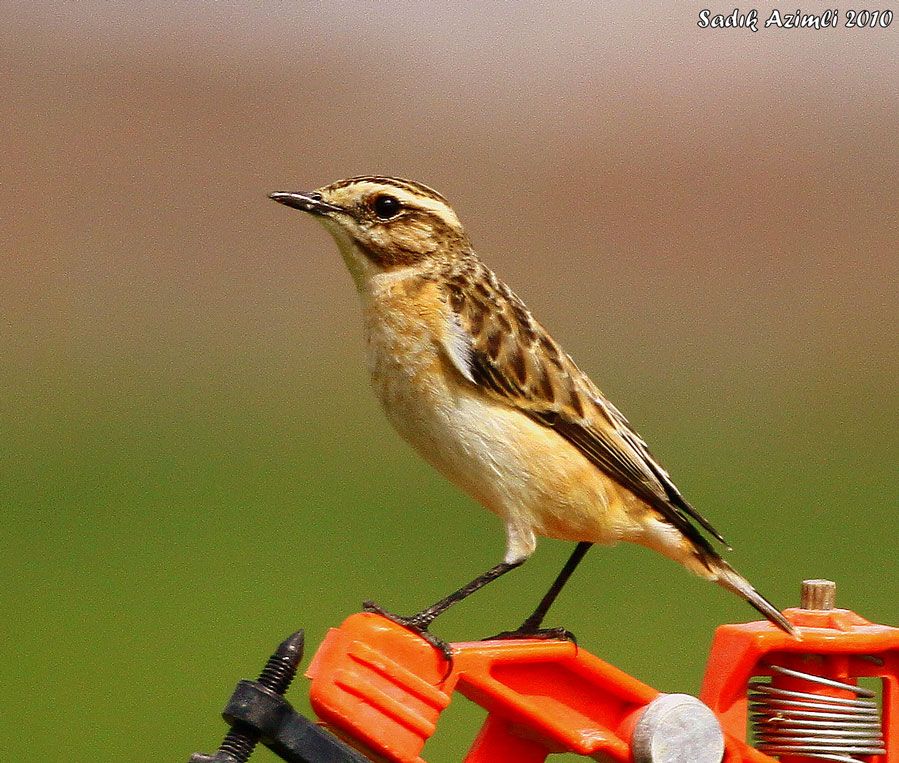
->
306 579 898 762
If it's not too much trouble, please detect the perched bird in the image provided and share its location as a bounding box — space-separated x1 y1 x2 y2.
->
270 176 797 654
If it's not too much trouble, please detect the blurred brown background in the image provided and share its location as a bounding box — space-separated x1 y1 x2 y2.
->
2 2 896 760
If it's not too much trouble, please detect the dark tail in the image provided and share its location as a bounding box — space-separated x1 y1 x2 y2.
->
708 555 800 638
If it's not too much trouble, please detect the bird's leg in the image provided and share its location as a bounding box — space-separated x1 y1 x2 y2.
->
363 559 524 661
488 541 592 641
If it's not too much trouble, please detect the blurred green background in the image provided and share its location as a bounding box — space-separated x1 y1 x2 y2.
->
2 3 896 761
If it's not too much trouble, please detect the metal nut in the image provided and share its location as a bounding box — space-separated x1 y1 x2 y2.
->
631 693 724 763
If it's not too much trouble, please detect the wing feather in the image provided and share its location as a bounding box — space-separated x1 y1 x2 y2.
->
441 263 727 549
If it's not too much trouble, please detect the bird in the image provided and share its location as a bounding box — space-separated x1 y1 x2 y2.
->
269 176 798 656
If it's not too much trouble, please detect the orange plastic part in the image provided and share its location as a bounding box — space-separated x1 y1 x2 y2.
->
306 607 899 762
306 613 658 762
700 607 899 763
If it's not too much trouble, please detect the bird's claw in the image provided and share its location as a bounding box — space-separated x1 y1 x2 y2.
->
361 600 455 666
483 625 578 645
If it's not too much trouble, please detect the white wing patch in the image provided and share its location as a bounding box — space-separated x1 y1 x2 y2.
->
442 310 476 384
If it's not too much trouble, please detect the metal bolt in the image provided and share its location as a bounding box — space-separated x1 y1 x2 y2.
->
631 693 725 763
801 579 836 610
190 630 305 763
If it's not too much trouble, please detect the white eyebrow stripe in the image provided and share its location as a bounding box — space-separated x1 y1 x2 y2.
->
344 181 463 229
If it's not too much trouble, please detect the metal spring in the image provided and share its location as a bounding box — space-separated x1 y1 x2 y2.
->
749 664 886 762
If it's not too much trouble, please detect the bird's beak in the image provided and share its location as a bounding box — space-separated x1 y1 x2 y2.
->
269 191 343 216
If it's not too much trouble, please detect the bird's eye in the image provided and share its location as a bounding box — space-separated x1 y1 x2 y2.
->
372 194 401 219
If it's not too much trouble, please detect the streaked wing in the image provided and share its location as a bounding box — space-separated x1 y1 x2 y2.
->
440 263 727 549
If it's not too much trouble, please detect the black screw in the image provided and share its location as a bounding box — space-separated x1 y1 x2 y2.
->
190 630 305 763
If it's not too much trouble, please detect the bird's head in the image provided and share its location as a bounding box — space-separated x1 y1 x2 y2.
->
270 176 470 288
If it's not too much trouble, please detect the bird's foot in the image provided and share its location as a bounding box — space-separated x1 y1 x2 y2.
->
361 600 454 665
483 624 577 644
